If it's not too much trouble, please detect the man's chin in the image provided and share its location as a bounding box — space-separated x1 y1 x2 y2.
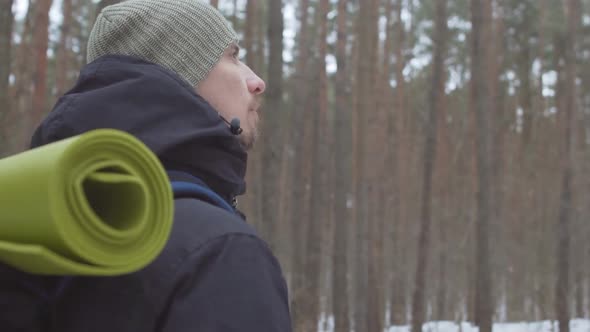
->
239 132 257 151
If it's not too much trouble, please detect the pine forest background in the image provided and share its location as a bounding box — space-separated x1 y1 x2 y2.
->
1 0 590 331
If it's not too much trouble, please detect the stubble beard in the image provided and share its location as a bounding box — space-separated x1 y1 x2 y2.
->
239 118 259 151
241 98 261 151
239 130 256 150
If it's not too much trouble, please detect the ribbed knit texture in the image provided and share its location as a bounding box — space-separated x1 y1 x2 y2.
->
87 0 238 87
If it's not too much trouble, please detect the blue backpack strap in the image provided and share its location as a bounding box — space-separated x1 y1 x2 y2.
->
171 181 235 214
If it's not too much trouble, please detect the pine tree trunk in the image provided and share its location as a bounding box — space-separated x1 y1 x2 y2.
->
0 0 15 155
470 0 493 331
290 0 312 329
489 3 506 316
483 0 501 269
254 3 266 78
380 0 398 327
30 0 54 137
434 87 451 322
332 0 351 331
0 0 14 106
555 1 579 331
410 0 447 330
575 268 583 318
11 0 36 151
390 0 408 325
56 0 73 97
380 0 397 328
244 0 258 72
365 0 384 328
261 0 284 251
353 0 381 330
297 0 331 329
231 0 238 28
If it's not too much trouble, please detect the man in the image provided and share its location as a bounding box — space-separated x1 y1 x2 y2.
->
26 0 292 330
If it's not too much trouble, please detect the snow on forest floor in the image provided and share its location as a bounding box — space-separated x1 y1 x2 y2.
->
317 317 590 332
387 319 590 332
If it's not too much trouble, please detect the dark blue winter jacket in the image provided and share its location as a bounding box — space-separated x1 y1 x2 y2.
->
1 54 292 332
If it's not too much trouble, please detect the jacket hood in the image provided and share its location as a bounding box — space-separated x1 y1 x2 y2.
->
30 55 248 202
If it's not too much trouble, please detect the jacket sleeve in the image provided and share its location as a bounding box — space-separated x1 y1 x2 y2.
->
158 233 292 332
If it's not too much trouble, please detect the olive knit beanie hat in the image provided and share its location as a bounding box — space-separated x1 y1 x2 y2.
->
87 0 239 87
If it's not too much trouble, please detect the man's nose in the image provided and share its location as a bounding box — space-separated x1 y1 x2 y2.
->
247 75 266 95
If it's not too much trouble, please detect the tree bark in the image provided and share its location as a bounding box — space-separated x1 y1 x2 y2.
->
304 0 330 328
0 0 14 106
470 0 493 331
410 0 447 330
390 0 407 325
10 0 36 151
433 1 453 321
231 0 238 28
0 0 15 155
485 0 507 322
332 0 351 329
244 0 258 71
365 0 383 328
380 0 397 327
353 0 379 330
290 0 312 329
56 0 73 97
30 0 53 135
261 0 284 251
254 3 266 78
555 1 580 331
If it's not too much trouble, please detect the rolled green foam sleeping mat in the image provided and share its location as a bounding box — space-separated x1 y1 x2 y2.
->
0 129 174 276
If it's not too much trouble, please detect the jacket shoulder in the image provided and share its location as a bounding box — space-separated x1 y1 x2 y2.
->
170 198 258 250
158 230 292 332
139 198 261 300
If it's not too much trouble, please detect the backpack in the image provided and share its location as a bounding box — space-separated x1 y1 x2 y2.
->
0 178 235 332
